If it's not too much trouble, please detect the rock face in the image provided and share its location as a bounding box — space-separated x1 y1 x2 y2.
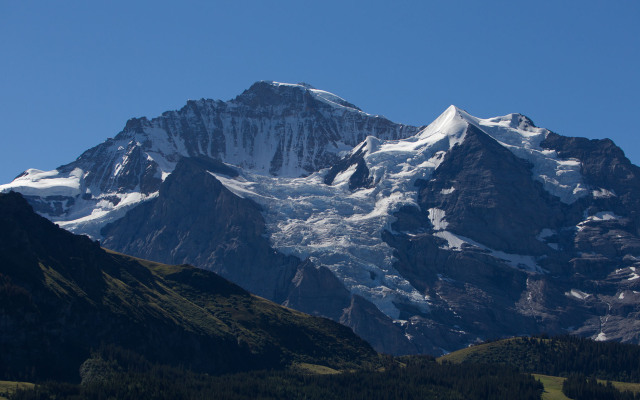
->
417 124 571 255
0 81 418 237
324 142 374 190
540 132 640 231
74 81 418 191
101 157 299 301
3 83 640 355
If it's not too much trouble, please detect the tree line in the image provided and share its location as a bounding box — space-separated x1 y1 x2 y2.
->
11 349 543 400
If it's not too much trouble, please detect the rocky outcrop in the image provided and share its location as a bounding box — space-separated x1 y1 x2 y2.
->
541 131 640 232
324 142 374 190
100 157 300 301
417 124 574 255
378 123 640 350
282 262 352 320
340 295 418 355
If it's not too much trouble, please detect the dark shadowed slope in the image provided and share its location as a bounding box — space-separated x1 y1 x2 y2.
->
0 192 377 382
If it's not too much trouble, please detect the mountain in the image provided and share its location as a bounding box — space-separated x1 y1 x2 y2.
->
98 156 417 354
3 81 640 355
0 191 377 382
0 81 418 238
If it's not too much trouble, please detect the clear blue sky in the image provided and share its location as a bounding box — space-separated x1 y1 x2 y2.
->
1 1 638 184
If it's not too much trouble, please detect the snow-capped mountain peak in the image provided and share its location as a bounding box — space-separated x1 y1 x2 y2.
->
234 80 364 113
0 82 419 237
4 82 640 356
415 105 469 143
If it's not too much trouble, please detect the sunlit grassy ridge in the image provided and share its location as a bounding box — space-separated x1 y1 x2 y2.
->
0 381 34 400
533 375 572 400
439 336 640 383
440 335 640 400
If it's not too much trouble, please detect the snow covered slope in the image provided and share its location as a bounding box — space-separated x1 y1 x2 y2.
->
200 105 593 319
1 81 418 237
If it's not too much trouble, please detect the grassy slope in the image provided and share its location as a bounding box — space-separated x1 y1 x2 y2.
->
533 375 571 400
612 381 640 395
120 251 378 370
0 381 34 400
0 192 377 382
438 337 544 364
533 374 640 399
441 337 640 399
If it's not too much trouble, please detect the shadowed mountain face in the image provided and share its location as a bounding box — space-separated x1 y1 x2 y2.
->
382 122 640 348
540 132 640 232
100 157 420 355
417 124 573 255
0 192 377 382
101 157 301 302
3 83 640 356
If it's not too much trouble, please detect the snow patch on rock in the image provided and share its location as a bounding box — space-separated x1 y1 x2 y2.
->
428 208 448 230
433 230 543 273
566 289 591 300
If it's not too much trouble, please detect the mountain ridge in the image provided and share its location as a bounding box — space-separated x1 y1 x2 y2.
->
3 81 640 355
0 191 377 382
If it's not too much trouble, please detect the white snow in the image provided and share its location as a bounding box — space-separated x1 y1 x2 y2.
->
211 170 430 319
468 112 589 203
433 230 543 272
209 173 256 199
267 81 366 114
434 231 472 251
440 187 455 195
200 108 476 318
309 89 360 111
590 211 620 221
491 250 541 272
536 228 556 240
56 191 159 239
576 211 622 231
331 164 358 187
437 273 456 283
593 188 616 198
566 289 591 300
428 208 449 230
594 332 607 341
0 168 83 197
536 229 560 250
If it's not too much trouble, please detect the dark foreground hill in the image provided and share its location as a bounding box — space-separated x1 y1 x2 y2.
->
0 191 377 382
10 352 544 400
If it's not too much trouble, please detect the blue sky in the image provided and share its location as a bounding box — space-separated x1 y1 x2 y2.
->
1 1 638 184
